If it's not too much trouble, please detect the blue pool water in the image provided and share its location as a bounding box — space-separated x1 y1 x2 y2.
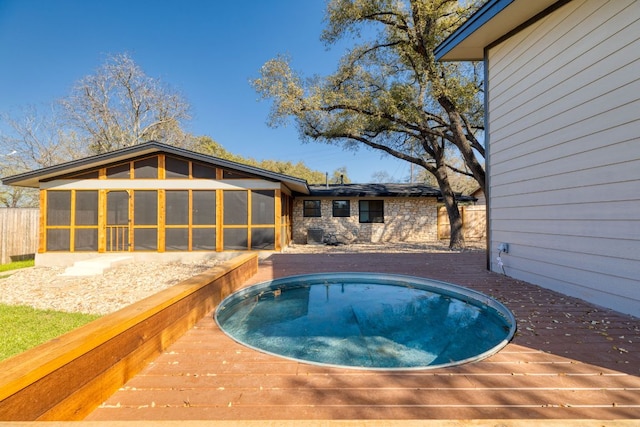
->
215 273 516 370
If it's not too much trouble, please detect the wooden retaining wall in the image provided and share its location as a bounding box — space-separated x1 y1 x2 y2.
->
0 252 258 421
0 208 39 264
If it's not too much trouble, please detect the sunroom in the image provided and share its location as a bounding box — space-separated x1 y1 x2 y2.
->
1 141 308 266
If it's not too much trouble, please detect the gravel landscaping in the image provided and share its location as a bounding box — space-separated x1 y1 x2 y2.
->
0 241 484 315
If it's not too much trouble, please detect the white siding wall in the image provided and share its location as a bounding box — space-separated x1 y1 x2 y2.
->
487 0 640 317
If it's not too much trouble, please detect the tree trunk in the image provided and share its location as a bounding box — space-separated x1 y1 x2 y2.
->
438 96 486 193
434 160 465 250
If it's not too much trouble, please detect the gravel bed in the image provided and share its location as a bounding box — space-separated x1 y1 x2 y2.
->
0 241 485 315
0 259 220 315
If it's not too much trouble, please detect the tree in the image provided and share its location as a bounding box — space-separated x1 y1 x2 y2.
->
414 148 479 194
1 53 193 206
192 136 349 184
329 166 350 184
59 53 191 154
253 0 484 249
0 106 84 207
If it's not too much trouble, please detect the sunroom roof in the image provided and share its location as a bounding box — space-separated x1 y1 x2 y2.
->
1 141 310 194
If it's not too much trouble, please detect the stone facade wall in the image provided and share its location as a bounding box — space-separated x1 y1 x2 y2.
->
292 197 439 244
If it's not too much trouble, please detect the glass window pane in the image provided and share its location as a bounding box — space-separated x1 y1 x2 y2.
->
47 191 71 226
303 200 321 217
223 191 247 225
107 191 129 225
251 228 274 250
332 200 350 217
371 201 384 223
75 191 98 225
359 200 384 223
223 228 247 250
166 228 189 251
193 191 216 225
46 229 70 251
75 229 98 251
134 191 157 225
134 157 157 179
192 228 216 250
251 190 275 225
166 191 189 225
192 162 216 179
134 228 157 250
165 156 190 178
106 163 130 179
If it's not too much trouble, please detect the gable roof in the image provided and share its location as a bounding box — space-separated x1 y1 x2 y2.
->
435 0 565 61
308 183 476 202
1 141 310 194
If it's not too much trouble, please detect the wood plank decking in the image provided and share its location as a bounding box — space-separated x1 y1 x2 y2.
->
87 251 640 421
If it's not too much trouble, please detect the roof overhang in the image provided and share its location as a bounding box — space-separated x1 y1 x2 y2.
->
435 0 563 61
308 183 442 198
1 141 310 194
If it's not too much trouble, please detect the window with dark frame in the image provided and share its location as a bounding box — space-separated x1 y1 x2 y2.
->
359 200 384 223
303 200 321 217
332 200 350 217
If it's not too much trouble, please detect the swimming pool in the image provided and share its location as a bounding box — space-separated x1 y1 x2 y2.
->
215 273 516 370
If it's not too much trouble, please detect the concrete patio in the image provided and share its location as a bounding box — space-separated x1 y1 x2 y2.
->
86 250 640 422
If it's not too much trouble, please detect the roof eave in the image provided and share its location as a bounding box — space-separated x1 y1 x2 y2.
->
1 141 310 194
435 0 562 61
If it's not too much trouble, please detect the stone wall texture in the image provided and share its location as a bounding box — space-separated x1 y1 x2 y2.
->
292 197 439 244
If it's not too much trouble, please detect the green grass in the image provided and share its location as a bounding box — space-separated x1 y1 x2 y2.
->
0 304 101 361
0 259 35 273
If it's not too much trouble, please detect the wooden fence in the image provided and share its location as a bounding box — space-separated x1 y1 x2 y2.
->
0 208 39 264
437 205 486 241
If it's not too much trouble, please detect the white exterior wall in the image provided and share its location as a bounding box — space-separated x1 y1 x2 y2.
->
486 0 640 317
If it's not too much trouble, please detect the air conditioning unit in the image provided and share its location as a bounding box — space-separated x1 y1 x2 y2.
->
307 228 324 245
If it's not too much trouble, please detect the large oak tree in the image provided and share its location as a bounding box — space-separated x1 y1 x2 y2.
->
254 0 484 249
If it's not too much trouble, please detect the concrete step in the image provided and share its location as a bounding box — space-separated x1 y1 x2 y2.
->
60 256 133 277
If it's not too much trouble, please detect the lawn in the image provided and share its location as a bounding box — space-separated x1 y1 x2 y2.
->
0 258 35 278
0 304 101 361
0 259 101 361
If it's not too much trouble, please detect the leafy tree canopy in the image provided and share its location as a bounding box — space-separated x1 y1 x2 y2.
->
0 54 347 206
191 136 349 184
253 0 484 248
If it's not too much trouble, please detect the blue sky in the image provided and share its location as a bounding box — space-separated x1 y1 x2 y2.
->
0 0 412 182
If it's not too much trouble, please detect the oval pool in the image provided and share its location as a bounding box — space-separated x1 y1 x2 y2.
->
215 273 516 370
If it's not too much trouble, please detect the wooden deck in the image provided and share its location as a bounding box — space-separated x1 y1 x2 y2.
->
87 251 640 421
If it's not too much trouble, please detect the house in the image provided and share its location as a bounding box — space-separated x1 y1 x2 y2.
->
1 141 464 266
436 0 640 317
470 187 485 206
294 183 467 244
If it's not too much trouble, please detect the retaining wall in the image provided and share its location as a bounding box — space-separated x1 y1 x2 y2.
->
0 252 258 421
